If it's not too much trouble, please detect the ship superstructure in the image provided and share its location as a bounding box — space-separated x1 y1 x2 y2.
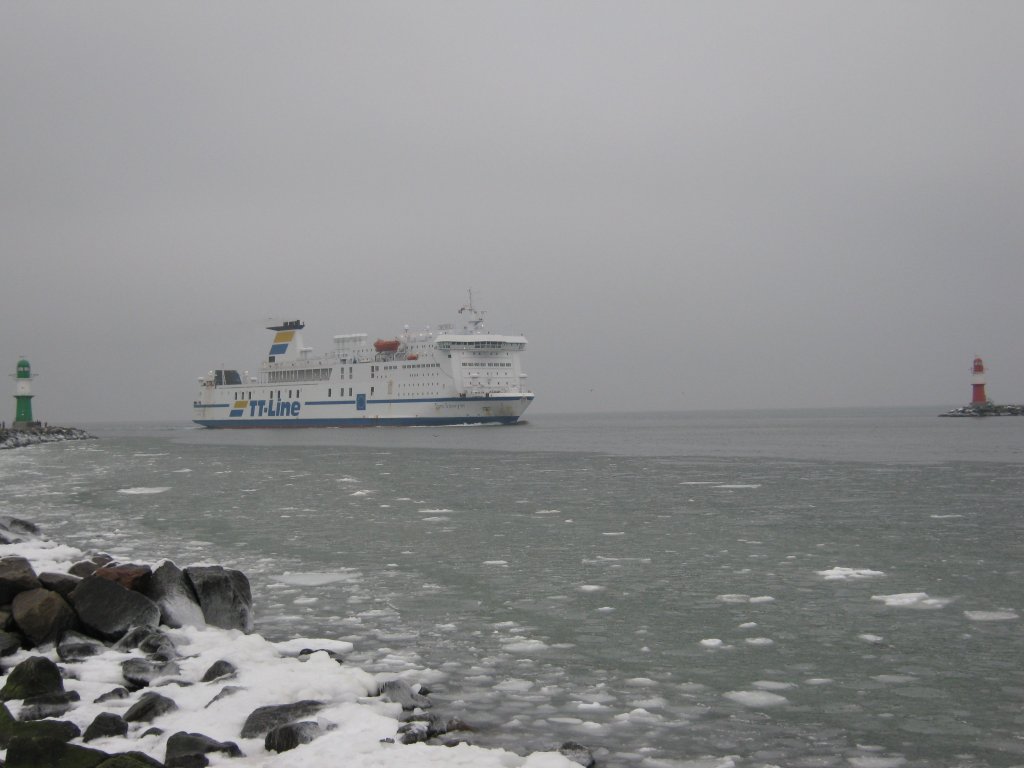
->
193 298 533 427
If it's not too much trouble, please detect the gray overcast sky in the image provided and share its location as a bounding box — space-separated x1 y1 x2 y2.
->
2 2 1022 423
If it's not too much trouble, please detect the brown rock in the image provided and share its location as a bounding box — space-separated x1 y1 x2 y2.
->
94 565 153 593
12 589 78 647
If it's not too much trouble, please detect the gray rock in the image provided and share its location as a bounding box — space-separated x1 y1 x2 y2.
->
0 629 24 656
115 625 176 660
122 658 180 689
144 561 206 629
378 678 432 710
94 686 130 703
240 700 325 738
38 571 82 599
0 655 64 701
68 574 160 641
200 660 237 683
559 741 597 767
398 713 449 744
184 566 253 633
58 630 108 662
205 685 244 708
0 556 41 605
265 720 321 752
0 702 81 748
123 691 178 723
4 734 109 768
17 690 80 720
83 711 129 742
165 731 243 768
68 560 100 578
11 587 78 646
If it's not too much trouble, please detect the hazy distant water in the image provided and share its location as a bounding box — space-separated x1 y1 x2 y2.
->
2 409 1023 767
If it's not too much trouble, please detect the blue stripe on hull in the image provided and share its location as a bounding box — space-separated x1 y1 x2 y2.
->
193 415 523 428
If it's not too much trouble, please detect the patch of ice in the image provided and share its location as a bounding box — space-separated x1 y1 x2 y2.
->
871 592 952 609
723 690 788 707
818 567 885 580
625 677 657 687
535 509 561 515
483 560 508 566
578 585 605 592
277 572 354 587
502 638 550 653
745 637 774 646
753 680 795 690
859 634 885 644
964 610 1018 621
713 484 761 489
117 487 171 495
847 757 907 768
699 638 724 648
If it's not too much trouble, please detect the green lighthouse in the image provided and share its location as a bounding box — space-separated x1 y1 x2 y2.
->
13 358 37 428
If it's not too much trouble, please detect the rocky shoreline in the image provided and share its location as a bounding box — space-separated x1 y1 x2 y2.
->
0 426 95 450
0 518 590 768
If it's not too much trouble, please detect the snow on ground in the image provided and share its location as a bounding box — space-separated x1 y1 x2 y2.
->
0 537 579 768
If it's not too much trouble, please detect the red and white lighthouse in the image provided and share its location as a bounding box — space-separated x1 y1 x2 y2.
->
971 356 989 406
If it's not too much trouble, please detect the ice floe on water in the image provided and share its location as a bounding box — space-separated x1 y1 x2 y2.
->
964 609 1019 621
817 567 886 580
723 690 788 707
712 484 761 489
578 584 605 592
117 486 171 495
871 592 953 609
484 560 509 566
715 594 774 604
276 571 358 586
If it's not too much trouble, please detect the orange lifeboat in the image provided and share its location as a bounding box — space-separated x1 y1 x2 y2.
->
407 354 419 360
374 339 400 352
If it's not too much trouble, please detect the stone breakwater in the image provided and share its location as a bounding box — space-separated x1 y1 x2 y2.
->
0 518 591 768
0 426 95 450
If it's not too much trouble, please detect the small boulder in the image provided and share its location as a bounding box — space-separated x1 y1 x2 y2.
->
83 712 130 742
0 702 81 748
58 630 108 662
17 690 80 720
115 626 176 659
559 741 597 768
184 566 253 633
101 753 167 768
165 731 243 768
122 658 180 689
68 575 160 641
12 587 78 646
0 628 24 656
94 687 130 703
378 678 432 710
200 660 236 683
240 700 325 738
94 564 153 593
123 691 178 723
97 753 166 768
4 734 109 768
143 561 205 629
205 685 243 708
0 655 64 701
265 720 321 752
69 560 100 578
0 556 41 605
398 713 449 744
38 571 82 599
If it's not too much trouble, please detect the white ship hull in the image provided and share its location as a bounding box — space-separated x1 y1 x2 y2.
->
193 302 534 428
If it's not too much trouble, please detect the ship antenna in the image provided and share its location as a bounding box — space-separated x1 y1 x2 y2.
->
458 289 486 333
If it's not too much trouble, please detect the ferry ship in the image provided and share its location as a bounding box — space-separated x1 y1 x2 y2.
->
193 298 534 427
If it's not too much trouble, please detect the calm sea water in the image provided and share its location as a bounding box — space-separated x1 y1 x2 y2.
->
2 409 1023 767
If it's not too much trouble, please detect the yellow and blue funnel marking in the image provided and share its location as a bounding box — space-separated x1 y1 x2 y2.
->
269 330 295 357
230 400 248 417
